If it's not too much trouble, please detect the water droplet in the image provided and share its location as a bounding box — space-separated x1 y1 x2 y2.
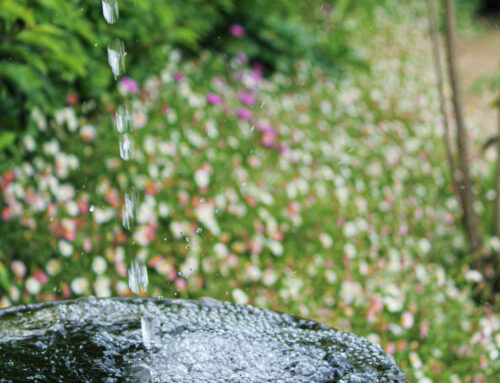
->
115 105 133 133
89 205 95 212
102 0 119 24
196 228 203 234
200 198 205 203
128 259 148 295
107 39 126 79
122 190 138 230
119 133 134 161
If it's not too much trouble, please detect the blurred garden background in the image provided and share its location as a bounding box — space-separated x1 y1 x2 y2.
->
1 0 500 381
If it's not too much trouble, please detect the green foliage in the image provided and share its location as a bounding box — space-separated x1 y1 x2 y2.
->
0 0 357 169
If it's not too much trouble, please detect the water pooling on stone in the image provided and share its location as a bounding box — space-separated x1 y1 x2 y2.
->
0 298 406 382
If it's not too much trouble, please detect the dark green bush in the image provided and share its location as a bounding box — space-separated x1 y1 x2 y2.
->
0 0 359 145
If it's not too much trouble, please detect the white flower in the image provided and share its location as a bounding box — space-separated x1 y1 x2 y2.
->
340 280 362 304
213 243 228 259
92 256 107 275
26 277 41 295
93 207 115 224
409 352 423 369
325 270 337 283
319 233 333 249
465 270 483 283
194 169 210 188
384 296 403 312
344 243 357 259
43 140 60 156
195 205 220 236
343 222 357 237
23 135 36 152
71 278 88 295
46 259 61 276
94 276 111 298
80 124 96 141
158 202 170 218
9 286 20 302
262 270 277 286
65 201 79 216
268 240 283 256
232 288 248 304
58 240 73 257
246 265 261 281
418 238 431 254
489 236 500 252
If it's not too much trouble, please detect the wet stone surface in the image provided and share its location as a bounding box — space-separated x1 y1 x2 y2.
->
0 298 406 382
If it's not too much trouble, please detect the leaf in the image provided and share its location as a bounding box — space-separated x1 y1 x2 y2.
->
0 0 36 27
0 132 16 151
0 261 9 292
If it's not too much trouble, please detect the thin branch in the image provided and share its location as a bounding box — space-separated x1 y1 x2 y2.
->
426 0 459 197
443 0 482 251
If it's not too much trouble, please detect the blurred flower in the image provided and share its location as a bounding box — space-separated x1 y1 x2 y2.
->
236 107 252 121
58 240 73 257
23 135 36 152
232 288 248 304
11 261 26 279
119 77 139 95
174 72 184 83
206 93 223 106
229 24 246 38
238 92 256 107
465 270 483 283
25 277 41 295
66 93 79 105
402 311 415 329
80 125 96 142
92 256 107 275
71 277 89 295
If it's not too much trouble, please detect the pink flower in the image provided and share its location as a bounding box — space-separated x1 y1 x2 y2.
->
174 278 186 291
2 207 12 221
238 92 257 107
260 126 278 148
119 77 139 94
206 92 223 106
174 72 185 82
386 342 396 355
11 261 26 279
83 238 92 253
236 107 252 121
401 311 414 329
229 24 246 38
33 270 49 285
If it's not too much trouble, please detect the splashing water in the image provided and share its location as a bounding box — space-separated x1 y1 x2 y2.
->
107 39 126 80
119 133 134 161
101 0 152 352
115 105 133 133
102 0 119 24
122 190 138 230
0 298 407 382
128 259 148 295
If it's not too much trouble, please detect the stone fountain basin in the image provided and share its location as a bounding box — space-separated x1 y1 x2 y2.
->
0 297 406 382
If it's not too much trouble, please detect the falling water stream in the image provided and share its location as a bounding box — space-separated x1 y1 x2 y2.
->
101 0 152 350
